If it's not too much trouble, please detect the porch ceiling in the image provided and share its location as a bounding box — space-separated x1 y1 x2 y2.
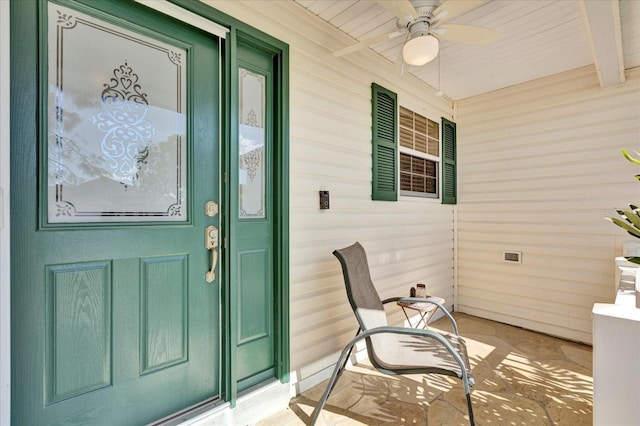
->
293 0 640 100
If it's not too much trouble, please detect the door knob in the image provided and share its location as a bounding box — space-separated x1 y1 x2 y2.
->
205 201 218 217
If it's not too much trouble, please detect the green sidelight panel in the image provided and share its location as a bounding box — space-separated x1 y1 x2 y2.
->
236 248 274 382
238 249 271 344
231 35 281 392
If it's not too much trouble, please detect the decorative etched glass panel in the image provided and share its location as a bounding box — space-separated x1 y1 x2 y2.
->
238 68 266 219
47 3 187 223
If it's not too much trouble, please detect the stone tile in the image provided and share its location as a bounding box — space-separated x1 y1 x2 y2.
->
427 399 472 426
385 374 445 405
310 392 427 425
464 334 517 370
324 371 392 411
546 393 593 425
357 398 427 425
260 314 594 426
285 397 326 425
495 355 593 403
300 379 332 403
310 408 367 426
301 370 373 405
497 327 568 360
256 407 306 426
453 314 498 337
468 358 509 393
561 344 593 370
446 389 550 425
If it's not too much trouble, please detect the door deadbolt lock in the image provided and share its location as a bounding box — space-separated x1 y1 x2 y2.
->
205 225 218 249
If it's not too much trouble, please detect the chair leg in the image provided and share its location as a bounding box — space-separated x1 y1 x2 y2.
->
327 328 360 396
309 336 361 426
309 360 343 425
466 387 474 426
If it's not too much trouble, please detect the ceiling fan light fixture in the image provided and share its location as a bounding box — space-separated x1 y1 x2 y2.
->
402 33 439 66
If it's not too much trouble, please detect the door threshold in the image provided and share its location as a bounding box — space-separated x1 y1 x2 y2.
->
176 380 291 426
149 397 226 426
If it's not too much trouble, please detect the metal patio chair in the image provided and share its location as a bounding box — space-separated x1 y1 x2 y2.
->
310 242 475 425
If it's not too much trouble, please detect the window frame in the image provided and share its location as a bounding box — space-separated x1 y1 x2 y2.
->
398 105 441 199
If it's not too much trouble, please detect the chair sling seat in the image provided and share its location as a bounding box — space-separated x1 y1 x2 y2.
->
367 332 473 380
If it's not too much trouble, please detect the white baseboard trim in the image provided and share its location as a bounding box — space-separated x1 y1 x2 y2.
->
178 380 291 426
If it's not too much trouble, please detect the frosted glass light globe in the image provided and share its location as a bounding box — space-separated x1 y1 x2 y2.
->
402 34 439 66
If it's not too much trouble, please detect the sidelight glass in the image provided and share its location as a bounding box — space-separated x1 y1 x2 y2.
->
238 68 266 219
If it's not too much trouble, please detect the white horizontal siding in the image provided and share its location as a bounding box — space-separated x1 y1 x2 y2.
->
456 65 640 344
204 1 456 393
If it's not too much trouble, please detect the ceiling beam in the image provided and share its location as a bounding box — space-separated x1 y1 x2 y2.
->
579 0 625 88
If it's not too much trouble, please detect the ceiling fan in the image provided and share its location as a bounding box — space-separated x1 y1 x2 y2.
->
333 0 498 67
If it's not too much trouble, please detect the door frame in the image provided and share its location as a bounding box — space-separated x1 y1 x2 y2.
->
0 1 11 424
1 0 290 420
216 9 291 407
177 0 290 406
226 27 291 400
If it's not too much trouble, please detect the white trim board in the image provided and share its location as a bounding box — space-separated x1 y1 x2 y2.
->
134 0 229 38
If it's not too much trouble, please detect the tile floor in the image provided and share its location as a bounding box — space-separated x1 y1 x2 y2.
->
259 313 593 425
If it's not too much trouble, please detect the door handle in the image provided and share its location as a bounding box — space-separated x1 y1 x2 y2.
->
205 225 218 283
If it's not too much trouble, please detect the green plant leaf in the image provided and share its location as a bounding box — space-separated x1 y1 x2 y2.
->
621 209 640 229
607 150 640 238
622 148 640 165
625 256 640 265
606 216 640 238
616 209 631 223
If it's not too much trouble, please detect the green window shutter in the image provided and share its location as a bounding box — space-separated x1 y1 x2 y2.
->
371 83 398 201
442 118 457 205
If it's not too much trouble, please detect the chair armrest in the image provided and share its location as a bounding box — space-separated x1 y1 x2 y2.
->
381 296 403 305
396 297 459 335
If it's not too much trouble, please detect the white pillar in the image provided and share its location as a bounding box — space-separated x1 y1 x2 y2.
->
592 302 640 425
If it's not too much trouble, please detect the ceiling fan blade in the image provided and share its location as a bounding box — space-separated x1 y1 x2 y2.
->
433 24 498 45
377 0 417 20
433 0 485 21
333 30 404 57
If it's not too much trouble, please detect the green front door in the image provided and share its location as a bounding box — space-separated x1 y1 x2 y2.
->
11 0 221 424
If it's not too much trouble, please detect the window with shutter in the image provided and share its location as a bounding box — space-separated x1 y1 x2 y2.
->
371 83 398 201
441 118 457 204
371 83 454 203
